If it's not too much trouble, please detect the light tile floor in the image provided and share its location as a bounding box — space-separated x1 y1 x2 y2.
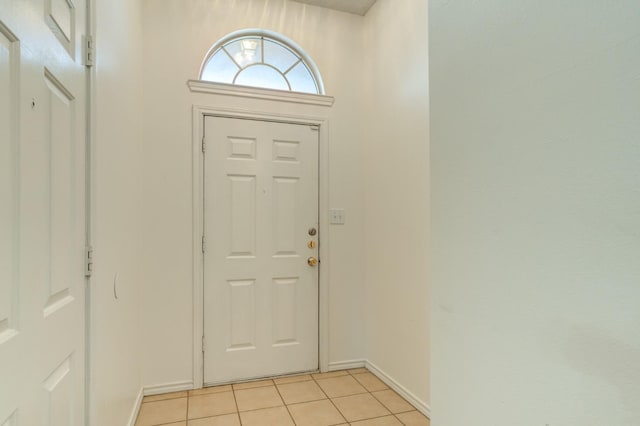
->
135 368 430 426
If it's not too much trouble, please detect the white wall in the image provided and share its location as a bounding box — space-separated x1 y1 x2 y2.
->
430 1 640 425
362 0 430 412
140 0 366 388
91 0 144 423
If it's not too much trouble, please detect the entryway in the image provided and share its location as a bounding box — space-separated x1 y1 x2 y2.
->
134 369 430 425
202 115 320 385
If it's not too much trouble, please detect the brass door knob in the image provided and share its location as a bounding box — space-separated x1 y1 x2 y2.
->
307 257 318 267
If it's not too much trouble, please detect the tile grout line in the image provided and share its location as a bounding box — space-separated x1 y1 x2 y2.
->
273 380 299 425
369 390 416 416
231 384 242 426
184 391 190 425
310 372 350 425
232 380 276 391
350 368 422 424
337 368 402 424
138 397 190 426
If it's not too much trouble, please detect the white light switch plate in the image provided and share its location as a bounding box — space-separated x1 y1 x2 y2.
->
329 208 345 224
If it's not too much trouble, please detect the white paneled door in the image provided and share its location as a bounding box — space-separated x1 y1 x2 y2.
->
203 116 319 385
0 0 87 424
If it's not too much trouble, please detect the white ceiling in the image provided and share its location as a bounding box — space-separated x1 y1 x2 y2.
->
291 0 377 16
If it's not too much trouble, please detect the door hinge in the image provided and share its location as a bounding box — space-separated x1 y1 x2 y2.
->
202 335 206 353
82 35 95 67
84 246 93 277
202 235 206 253
202 137 206 153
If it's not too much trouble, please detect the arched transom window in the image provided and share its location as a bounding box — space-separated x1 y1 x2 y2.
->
200 31 323 95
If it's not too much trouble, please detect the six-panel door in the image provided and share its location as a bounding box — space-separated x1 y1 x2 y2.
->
0 0 87 424
203 116 319 385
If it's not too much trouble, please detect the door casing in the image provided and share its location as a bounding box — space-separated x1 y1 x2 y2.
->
189 86 333 389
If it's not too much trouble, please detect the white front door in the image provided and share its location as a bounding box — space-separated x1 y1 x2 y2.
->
203 116 319 385
0 1 87 424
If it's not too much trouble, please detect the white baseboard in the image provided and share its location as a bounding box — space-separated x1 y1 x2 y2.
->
143 380 194 396
365 360 431 419
127 387 144 426
327 359 366 371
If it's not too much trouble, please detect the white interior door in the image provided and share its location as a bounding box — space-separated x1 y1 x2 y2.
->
203 116 319 385
0 0 87 424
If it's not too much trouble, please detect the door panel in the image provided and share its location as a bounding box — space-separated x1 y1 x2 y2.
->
228 279 256 350
42 356 74 426
273 177 298 255
203 116 319 385
45 0 76 55
0 0 86 423
272 277 298 345
228 174 256 257
45 69 77 317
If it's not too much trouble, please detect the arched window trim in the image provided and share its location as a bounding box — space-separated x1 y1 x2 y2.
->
199 28 326 95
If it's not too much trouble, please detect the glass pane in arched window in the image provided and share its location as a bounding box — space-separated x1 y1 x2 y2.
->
286 62 318 94
224 38 262 68
201 50 239 84
263 39 299 73
235 65 289 91
200 33 323 94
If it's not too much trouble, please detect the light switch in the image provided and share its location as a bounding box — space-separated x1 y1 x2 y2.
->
329 208 345 225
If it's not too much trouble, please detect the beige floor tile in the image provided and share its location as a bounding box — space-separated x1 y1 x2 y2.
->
287 399 346 426
187 413 240 426
350 416 403 426
163 423 187 426
277 380 327 404
311 370 349 380
188 392 237 420
189 385 232 397
273 374 313 385
331 393 390 422
136 398 187 426
143 391 188 403
371 390 414 414
315 375 367 398
395 411 430 426
347 368 369 374
234 385 284 411
239 406 295 426
352 372 389 392
232 379 274 390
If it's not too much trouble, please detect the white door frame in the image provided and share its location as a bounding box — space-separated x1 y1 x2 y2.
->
190 85 333 389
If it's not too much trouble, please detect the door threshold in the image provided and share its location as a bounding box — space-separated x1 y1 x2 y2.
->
203 368 320 388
